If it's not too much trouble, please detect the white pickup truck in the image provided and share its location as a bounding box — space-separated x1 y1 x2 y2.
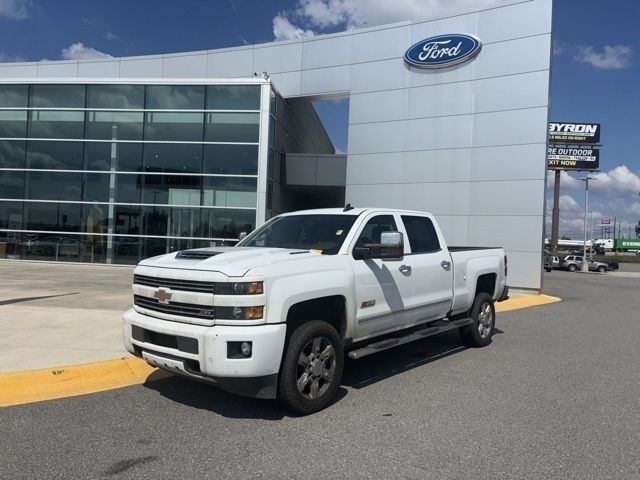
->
123 207 508 414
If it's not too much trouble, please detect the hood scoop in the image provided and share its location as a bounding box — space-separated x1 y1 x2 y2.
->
175 249 223 260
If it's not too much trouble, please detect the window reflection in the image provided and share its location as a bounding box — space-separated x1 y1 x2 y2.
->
26 141 83 170
205 112 259 143
203 144 258 175
0 140 26 168
203 177 256 208
206 85 261 110
29 110 85 139
87 85 145 109
27 171 82 201
0 85 28 108
146 85 205 110
143 143 202 173
0 111 27 137
144 112 204 142
142 174 202 205
0 170 24 198
25 202 81 231
85 142 143 171
30 84 85 109
86 111 144 140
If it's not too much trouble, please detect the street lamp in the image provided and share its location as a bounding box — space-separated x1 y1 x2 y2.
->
579 176 596 272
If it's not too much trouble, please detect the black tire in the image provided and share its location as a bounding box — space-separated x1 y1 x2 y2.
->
597 266 606 273
278 320 344 415
545 267 552 272
568 264 577 272
459 292 495 348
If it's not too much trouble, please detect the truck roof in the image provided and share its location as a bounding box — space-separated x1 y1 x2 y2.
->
277 207 433 217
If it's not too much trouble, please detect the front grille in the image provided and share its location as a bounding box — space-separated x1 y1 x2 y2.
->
131 325 198 354
134 275 214 293
134 295 238 320
134 275 260 295
134 295 215 320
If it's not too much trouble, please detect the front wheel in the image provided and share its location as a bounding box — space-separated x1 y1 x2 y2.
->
278 320 344 415
568 264 577 272
460 292 495 348
597 266 606 273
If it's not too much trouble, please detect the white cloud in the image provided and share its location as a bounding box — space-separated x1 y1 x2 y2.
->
60 43 112 61
547 169 581 190
629 202 640 216
274 0 508 39
559 194 580 212
273 14 316 40
552 41 567 56
590 165 640 194
573 45 633 70
0 52 25 62
0 0 30 20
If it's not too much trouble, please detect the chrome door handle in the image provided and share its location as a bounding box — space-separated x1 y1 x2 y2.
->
441 260 451 270
399 265 411 273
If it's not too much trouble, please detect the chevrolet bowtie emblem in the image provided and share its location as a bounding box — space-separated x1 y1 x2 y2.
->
153 287 172 304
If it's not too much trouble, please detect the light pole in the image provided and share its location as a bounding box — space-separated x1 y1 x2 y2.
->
579 176 596 271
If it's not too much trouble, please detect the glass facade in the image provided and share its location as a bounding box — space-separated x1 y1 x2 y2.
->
0 82 264 264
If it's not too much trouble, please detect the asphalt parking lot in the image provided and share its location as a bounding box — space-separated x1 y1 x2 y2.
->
1 267 640 479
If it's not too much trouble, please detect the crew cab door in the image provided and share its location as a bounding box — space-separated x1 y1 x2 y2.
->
350 213 412 338
400 214 454 321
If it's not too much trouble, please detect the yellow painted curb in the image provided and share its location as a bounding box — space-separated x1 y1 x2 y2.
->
0 357 157 408
495 294 561 313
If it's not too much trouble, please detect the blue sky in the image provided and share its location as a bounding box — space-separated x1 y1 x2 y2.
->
0 0 638 235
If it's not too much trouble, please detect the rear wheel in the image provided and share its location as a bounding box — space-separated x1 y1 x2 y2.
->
460 293 495 348
278 320 344 415
597 266 606 273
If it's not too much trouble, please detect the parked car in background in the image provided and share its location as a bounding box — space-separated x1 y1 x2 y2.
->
561 255 610 273
544 254 552 272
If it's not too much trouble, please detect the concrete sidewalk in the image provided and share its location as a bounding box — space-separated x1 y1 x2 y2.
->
0 260 133 373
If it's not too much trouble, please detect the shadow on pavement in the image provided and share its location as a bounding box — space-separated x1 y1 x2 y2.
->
343 327 504 389
142 327 503 417
143 370 348 419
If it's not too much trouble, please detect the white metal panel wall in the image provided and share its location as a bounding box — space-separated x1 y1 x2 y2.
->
0 0 552 288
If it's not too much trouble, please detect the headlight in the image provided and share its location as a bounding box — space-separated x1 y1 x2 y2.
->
221 281 263 295
232 306 264 320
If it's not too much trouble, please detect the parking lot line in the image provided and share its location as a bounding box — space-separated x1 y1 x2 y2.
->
0 357 157 408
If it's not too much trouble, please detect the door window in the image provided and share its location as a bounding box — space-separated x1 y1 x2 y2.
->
401 215 440 253
355 215 397 247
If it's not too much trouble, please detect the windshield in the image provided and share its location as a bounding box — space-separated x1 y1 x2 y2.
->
237 214 358 255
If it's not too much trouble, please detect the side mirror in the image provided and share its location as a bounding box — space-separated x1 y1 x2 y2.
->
353 231 404 260
238 232 248 240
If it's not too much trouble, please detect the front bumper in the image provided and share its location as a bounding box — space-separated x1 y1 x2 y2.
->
497 285 509 302
123 309 287 399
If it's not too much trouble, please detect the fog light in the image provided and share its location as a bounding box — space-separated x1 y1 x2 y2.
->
240 341 252 357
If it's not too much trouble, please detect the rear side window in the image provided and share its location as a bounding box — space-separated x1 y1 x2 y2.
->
401 215 440 253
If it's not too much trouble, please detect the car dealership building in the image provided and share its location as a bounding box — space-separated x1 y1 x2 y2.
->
0 0 552 289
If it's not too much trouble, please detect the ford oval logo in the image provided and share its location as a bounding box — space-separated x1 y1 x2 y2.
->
404 34 482 69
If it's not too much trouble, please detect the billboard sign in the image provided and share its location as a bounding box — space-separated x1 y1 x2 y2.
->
548 122 600 144
404 34 482 69
547 146 599 170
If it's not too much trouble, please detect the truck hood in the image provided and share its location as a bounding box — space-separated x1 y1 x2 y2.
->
137 247 320 277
